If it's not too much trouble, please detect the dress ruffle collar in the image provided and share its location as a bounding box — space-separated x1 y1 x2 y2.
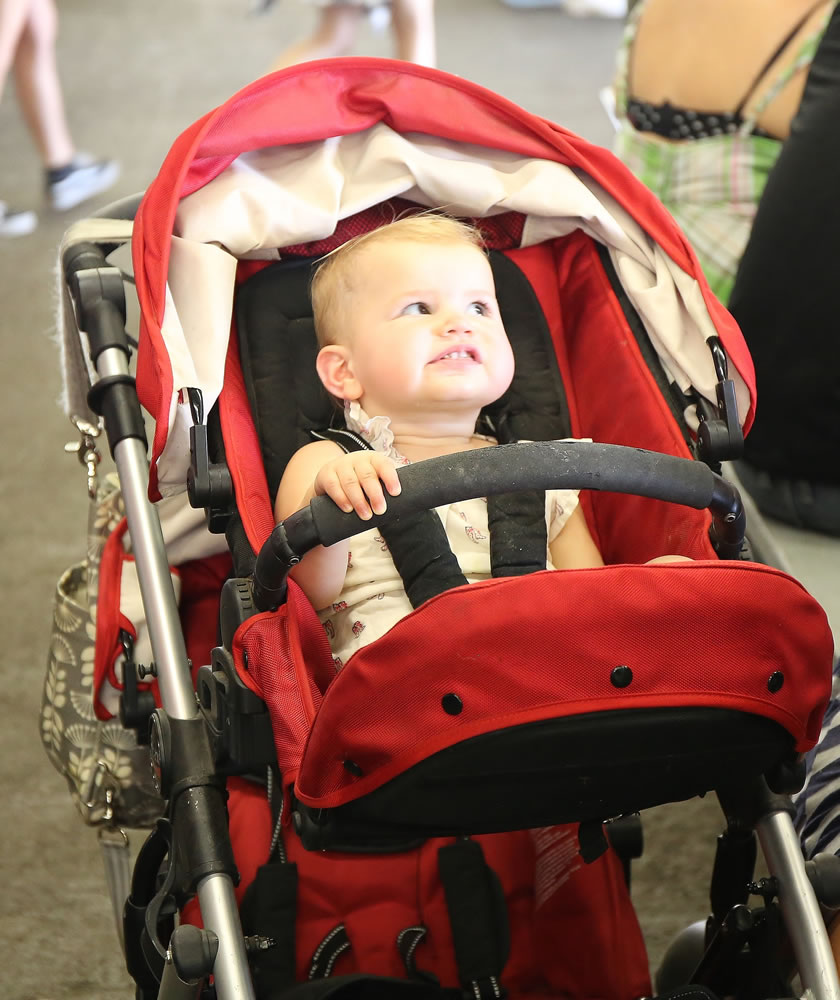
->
344 401 411 466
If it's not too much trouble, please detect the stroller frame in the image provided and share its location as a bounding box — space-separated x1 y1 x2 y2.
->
63 221 839 1000
56 60 839 1000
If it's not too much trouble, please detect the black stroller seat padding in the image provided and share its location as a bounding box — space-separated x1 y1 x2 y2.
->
234 250 573 503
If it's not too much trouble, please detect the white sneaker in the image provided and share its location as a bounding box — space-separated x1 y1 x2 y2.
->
562 0 627 16
0 201 37 237
47 154 120 212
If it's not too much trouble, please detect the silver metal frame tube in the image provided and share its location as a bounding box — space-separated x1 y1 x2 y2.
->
94 341 256 998
757 809 840 1000
195 874 257 1000
97 345 196 721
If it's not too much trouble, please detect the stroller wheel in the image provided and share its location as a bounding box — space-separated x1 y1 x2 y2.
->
655 920 707 994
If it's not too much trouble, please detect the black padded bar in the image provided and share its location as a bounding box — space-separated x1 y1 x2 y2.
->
302 441 742 547
252 442 745 611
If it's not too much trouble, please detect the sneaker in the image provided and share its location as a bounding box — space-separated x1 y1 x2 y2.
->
562 0 627 16
0 201 37 237
47 154 120 212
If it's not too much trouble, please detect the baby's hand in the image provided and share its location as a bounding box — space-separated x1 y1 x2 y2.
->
314 452 402 520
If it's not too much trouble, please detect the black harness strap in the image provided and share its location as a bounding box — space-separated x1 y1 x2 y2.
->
313 428 469 609
309 924 353 979
379 512 470 609
312 426 549 602
486 491 548 578
239 858 299 995
438 840 510 1000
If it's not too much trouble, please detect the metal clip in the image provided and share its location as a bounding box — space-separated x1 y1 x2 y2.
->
64 414 103 498
82 757 120 823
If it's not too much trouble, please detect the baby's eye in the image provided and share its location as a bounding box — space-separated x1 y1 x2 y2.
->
468 301 490 316
401 302 431 316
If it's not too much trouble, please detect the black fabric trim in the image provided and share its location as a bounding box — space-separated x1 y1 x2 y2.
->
311 428 372 453
309 924 352 980
235 257 336 501
483 252 571 443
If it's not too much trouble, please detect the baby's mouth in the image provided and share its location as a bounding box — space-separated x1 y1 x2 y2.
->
429 347 480 364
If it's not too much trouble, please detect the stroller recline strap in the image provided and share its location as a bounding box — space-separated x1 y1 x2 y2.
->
438 840 510 1000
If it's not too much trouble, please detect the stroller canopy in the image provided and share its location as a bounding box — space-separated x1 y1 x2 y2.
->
127 59 754 500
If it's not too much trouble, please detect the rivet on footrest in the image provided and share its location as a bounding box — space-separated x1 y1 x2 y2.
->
442 693 463 715
767 671 785 693
610 665 633 688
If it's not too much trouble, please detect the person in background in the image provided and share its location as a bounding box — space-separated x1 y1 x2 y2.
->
726 4 840 536
611 0 832 304
0 0 119 237
270 0 435 72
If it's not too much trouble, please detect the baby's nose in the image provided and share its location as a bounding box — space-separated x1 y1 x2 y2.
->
441 311 473 335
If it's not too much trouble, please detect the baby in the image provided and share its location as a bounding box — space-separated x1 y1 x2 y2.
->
274 214 610 665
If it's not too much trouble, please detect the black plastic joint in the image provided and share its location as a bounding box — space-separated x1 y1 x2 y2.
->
252 522 304 611
87 374 147 457
154 715 239 891
170 925 219 983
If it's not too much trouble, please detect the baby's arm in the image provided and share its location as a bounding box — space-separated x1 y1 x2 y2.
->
548 505 604 570
274 441 401 609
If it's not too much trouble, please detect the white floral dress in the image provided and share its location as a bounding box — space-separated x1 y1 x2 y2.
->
317 402 582 670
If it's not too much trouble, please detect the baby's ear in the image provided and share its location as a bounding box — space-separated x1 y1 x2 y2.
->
315 344 362 401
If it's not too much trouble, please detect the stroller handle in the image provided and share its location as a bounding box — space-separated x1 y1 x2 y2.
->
253 441 745 611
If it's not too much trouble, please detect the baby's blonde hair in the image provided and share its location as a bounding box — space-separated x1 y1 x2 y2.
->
311 213 487 347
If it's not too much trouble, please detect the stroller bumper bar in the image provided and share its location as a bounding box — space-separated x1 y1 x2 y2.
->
253 441 746 611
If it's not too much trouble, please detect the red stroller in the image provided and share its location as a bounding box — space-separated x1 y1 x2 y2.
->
57 59 836 1000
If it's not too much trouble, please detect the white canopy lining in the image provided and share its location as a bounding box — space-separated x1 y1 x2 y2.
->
156 121 746 497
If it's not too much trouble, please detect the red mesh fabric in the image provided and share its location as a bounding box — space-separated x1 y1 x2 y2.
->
178 552 231 683
279 199 526 258
296 563 833 807
183 778 650 999
233 580 336 786
506 236 716 565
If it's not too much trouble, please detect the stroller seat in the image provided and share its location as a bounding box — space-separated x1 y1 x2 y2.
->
57 59 836 1000
212 208 830 850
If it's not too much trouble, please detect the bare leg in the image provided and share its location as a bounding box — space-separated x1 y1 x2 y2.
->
390 0 436 67
271 4 364 72
0 0 30 100
11 0 73 167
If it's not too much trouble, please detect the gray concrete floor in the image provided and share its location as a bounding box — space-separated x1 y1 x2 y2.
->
1 1 837 997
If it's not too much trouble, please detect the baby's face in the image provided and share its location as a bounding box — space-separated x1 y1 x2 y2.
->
339 239 514 420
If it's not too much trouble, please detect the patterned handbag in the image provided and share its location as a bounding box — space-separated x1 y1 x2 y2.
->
40 458 164 829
